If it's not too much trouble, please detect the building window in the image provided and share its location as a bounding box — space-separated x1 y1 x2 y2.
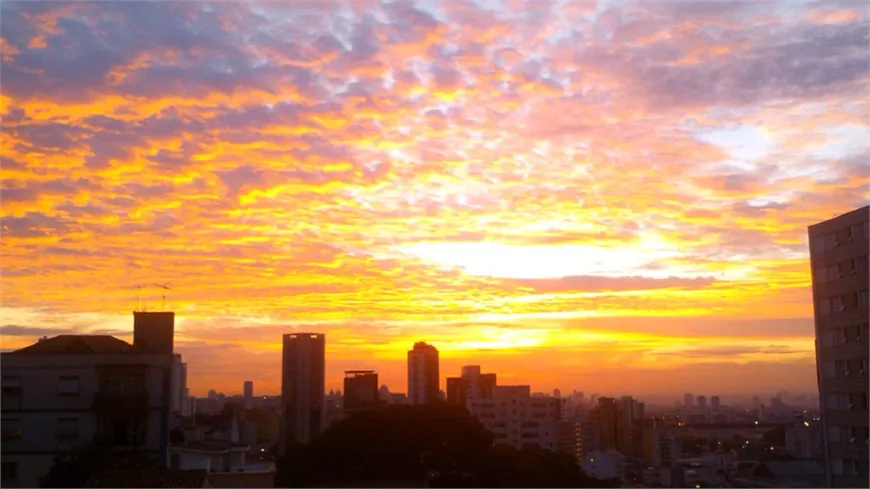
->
824 233 838 251
832 295 846 312
857 290 869 310
831 458 844 476
1 462 17 482
817 298 832 315
56 417 79 439
1 419 21 440
1 376 22 411
58 375 81 396
852 255 868 275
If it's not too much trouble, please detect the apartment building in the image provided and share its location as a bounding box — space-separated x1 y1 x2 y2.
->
407 342 439 406
0 312 176 488
809 205 869 488
466 385 560 450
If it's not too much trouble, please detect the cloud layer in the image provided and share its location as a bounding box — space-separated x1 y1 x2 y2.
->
2 0 867 397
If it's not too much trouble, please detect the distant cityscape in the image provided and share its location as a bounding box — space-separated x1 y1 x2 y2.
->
1 206 867 488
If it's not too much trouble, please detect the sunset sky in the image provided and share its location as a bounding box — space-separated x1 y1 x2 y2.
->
1 0 868 400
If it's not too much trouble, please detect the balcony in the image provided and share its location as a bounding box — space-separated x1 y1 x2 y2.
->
92 390 149 412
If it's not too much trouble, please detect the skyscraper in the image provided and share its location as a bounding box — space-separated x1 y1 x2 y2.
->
710 395 720 410
281 333 325 450
244 380 254 410
809 206 869 488
407 342 439 405
683 393 694 407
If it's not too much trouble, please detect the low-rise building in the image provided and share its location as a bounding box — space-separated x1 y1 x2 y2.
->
1 312 177 488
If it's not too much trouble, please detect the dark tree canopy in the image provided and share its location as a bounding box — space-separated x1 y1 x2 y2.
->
40 444 158 488
275 403 615 488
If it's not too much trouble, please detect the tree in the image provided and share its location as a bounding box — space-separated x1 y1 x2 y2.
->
275 403 612 488
40 444 157 488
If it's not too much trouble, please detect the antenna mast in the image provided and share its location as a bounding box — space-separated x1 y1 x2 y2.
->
155 284 170 311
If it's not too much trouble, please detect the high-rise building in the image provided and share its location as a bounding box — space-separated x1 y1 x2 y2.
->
280 333 325 450
244 381 254 410
407 342 439 405
343 370 379 411
809 206 870 488
683 393 694 407
169 354 188 417
598 397 619 450
697 396 707 409
616 396 644 456
710 395 720 410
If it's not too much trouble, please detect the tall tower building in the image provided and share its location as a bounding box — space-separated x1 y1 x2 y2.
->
244 380 254 410
281 333 325 450
407 342 439 405
683 393 694 408
809 206 869 488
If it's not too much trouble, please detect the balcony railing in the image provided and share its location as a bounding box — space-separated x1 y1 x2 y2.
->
92 390 150 411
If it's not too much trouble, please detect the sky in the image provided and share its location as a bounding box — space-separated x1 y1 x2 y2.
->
1 0 868 400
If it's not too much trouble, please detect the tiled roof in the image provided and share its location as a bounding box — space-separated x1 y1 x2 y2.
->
85 468 208 488
7 335 132 355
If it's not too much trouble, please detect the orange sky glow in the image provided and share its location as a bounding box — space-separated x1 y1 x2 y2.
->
1 0 868 399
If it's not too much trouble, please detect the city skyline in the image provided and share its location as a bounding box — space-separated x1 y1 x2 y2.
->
2 0 870 398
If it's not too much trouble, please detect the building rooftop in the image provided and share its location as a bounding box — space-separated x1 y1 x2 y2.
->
170 440 250 453
5 335 133 355
85 468 208 488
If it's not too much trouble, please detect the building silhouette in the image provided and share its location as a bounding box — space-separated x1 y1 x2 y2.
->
809 206 869 488
280 333 325 451
343 370 379 411
0 311 176 487
244 380 253 410
407 342 439 405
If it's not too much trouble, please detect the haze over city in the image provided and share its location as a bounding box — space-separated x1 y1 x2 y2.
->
2 0 869 400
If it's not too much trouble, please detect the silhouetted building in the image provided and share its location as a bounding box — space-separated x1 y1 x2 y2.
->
697 395 707 409
244 381 253 410
711 395 720 410
0 311 176 487
343 370 379 411
684 393 694 408
280 333 325 451
407 342 439 405
171 354 188 416
598 397 619 450
445 365 496 406
809 205 870 488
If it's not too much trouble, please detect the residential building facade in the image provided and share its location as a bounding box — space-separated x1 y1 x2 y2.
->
809 206 869 488
0 312 176 488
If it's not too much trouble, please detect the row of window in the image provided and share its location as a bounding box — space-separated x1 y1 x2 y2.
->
821 324 870 346
831 457 870 477
815 255 869 283
1 417 79 441
822 359 870 379
817 290 870 314
827 425 870 444
811 222 869 254
826 393 869 411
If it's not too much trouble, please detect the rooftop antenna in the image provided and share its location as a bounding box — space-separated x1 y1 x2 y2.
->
155 284 170 311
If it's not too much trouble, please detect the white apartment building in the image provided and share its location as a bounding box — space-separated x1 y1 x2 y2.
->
466 385 560 450
0 312 176 488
